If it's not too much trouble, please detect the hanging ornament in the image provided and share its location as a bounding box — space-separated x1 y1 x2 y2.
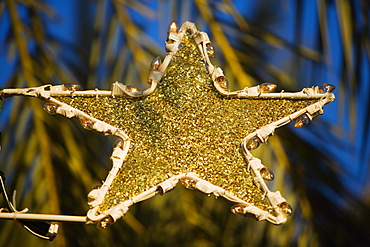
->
0 22 335 237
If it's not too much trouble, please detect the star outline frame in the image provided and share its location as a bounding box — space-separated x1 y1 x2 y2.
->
1 21 335 227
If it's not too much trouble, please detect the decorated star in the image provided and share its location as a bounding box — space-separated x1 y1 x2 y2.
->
2 22 335 228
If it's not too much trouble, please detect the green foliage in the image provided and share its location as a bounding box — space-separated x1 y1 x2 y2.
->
0 0 369 246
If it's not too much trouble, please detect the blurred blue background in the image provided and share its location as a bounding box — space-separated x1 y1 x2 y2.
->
0 0 369 246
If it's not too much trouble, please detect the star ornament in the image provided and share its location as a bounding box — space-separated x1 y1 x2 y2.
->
2 22 335 228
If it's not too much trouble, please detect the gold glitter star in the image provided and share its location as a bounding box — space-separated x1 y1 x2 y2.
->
2 22 335 227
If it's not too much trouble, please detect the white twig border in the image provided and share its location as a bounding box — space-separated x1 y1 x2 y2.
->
1 21 335 227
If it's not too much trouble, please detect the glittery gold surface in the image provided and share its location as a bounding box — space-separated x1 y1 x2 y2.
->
55 35 317 213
